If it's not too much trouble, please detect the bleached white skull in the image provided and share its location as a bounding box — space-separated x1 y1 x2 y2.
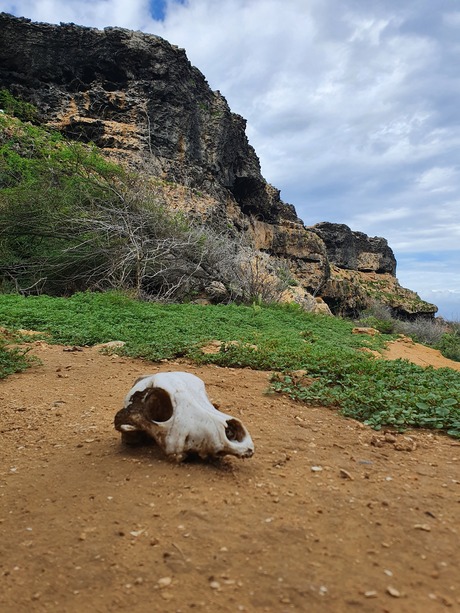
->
114 371 254 462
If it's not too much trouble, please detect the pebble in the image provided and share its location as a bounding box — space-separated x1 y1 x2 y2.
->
130 529 144 537
157 576 172 588
387 586 401 598
311 466 323 472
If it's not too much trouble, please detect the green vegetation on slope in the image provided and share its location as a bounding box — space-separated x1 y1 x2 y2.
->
0 110 194 297
0 88 38 122
0 292 458 438
0 103 290 303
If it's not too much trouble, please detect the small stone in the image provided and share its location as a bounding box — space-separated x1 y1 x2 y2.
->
364 591 378 598
311 466 323 472
387 586 401 598
439 594 454 607
414 524 431 532
157 576 172 588
129 529 144 537
209 581 221 590
339 468 353 480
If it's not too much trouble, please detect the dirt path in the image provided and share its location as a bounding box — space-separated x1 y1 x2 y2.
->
382 336 460 371
1 341 459 612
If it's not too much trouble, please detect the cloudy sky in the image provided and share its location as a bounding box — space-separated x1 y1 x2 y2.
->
3 0 460 318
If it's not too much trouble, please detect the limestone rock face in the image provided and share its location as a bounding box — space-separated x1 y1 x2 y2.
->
250 219 329 293
0 13 437 317
321 267 437 318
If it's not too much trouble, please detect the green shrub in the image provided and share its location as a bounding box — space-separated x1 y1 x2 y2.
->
357 302 396 333
359 315 395 334
436 323 460 362
0 89 38 122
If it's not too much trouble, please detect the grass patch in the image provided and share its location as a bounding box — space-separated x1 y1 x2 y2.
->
0 291 458 438
0 292 379 362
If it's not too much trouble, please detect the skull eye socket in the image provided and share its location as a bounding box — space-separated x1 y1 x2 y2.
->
143 388 174 422
225 418 246 442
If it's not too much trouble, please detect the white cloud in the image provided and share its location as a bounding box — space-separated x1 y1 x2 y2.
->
2 0 460 316
417 166 460 193
4 0 152 29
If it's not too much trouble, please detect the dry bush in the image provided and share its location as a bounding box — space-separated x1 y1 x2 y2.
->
187 230 292 304
393 317 449 346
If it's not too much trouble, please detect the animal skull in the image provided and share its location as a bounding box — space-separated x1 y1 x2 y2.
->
114 371 254 462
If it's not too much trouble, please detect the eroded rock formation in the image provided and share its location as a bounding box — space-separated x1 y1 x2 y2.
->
311 222 396 275
0 13 437 317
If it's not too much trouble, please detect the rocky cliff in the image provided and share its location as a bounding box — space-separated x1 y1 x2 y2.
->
0 13 437 318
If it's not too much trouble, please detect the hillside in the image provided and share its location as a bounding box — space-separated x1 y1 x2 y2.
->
0 12 437 318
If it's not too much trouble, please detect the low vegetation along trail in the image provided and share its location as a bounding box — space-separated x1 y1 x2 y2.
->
1 340 459 612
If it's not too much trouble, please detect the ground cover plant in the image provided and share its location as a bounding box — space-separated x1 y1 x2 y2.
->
0 292 458 438
0 338 33 379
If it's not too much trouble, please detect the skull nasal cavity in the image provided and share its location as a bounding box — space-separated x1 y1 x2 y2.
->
225 419 246 442
144 388 174 422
